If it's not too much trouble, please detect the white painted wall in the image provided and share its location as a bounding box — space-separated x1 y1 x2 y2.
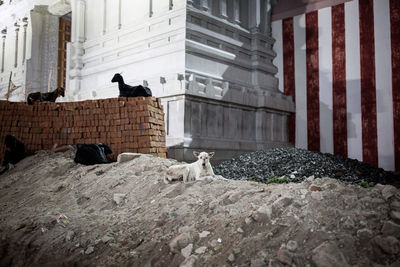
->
374 0 394 171
318 7 333 154
272 0 396 170
293 14 307 149
0 0 47 99
345 0 362 162
68 0 187 101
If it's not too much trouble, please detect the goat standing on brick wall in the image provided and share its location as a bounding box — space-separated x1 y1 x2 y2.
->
111 73 152 97
27 87 65 105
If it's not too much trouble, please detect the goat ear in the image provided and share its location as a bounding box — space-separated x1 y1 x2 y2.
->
193 151 200 157
209 152 215 158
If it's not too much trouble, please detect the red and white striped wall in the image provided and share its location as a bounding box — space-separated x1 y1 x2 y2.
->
272 0 400 171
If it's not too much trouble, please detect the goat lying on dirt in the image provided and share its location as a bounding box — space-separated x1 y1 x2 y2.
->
27 87 65 105
164 151 217 183
111 73 152 97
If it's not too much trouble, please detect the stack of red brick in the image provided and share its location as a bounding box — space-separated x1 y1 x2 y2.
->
0 97 166 162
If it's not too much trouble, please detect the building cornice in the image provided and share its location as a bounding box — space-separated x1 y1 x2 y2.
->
272 0 352 21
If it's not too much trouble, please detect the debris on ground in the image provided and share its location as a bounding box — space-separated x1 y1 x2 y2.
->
214 148 400 187
0 150 399 266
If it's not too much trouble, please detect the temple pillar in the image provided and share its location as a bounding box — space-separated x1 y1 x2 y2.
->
25 5 59 94
68 0 85 98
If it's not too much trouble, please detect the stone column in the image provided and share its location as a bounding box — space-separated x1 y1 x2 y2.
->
14 23 20 68
71 0 85 44
102 0 107 34
249 0 261 33
200 0 208 11
261 0 272 34
219 0 227 19
233 0 240 24
149 0 153 17
69 0 85 95
118 0 122 29
1 29 6 73
266 0 272 33
25 5 59 94
22 17 28 65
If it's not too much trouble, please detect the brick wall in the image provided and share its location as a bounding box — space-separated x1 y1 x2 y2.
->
0 97 166 162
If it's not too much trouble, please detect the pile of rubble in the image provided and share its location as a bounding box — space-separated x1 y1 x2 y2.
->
0 151 399 266
214 148 399 187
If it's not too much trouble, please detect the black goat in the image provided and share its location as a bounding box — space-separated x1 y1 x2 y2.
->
27 87 65 105
111 73 152 97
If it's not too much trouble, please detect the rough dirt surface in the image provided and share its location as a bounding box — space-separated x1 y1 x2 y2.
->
0 151 400 267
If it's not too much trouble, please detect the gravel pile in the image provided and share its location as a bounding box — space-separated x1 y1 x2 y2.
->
214 147 400 187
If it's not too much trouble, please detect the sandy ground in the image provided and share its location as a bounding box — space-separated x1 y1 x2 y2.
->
0 150 399 267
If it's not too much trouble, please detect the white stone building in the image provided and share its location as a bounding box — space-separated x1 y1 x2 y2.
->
0 0 294 162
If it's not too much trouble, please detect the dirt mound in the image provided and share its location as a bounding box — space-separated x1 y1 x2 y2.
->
0 151 399 266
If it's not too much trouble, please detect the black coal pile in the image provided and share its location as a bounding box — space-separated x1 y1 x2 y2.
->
214 148 400 187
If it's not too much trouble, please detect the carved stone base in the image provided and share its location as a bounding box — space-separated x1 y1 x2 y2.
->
161 73 294 163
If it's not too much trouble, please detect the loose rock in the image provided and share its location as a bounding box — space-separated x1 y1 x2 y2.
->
252 205 272 222
373 235 400 255
357 228 373 243
312 242 350 267
237 227 244 233
85 246 95 255
194 246 207 254
268 259 284 267
381 221 400 238
277 248 292 265
390 210 400 223
179 255 197 267
181 244 193 258
113 193 127 205
286 240 298 252
65 230 75 242
199 231 210 238
169 233 193 253
381 185 398 201
102 235 114 243
391 199 400 211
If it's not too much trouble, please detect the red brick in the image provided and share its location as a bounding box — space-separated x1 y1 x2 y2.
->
0 98 165 162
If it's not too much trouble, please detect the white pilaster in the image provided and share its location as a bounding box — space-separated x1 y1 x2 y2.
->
149 0 153 17
69 0 86 95
249 0 261 32
14 23 20 68
233 0 240 24
219 0 227 18
200 0 208 11
22 17 27 65
374 0 395 170
118 0 121 29
263 0 272 34
102 0 106 34
1 29 6 73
